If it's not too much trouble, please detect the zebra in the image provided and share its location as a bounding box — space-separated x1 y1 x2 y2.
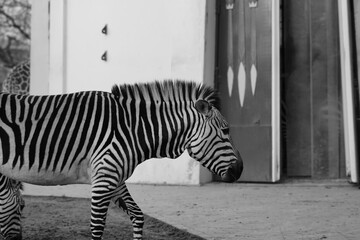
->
1 61 30 240
0 80 244 240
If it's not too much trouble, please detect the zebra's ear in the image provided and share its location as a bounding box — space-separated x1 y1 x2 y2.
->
195 100 212 116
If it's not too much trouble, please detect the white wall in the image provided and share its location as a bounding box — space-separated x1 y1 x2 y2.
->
63 0 209 93
30 0 216 186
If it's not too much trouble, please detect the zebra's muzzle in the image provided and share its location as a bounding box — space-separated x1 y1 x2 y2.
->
222 152 243 183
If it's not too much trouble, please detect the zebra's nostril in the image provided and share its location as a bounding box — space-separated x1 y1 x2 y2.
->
222 159 243 182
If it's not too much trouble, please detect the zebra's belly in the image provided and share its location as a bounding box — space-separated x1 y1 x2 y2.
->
0 160 92 186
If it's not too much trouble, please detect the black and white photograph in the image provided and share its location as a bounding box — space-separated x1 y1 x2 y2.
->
0 0 359 239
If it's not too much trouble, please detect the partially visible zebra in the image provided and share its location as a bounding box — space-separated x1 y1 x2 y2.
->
0 80 244 240
1 60 30 95
1 61 29 240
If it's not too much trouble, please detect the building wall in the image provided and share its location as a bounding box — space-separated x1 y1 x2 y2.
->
30 0 216 185
64 0 207 92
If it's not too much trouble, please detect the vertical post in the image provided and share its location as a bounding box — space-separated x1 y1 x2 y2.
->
49 0 67 94
30 0 50 95
272 0 281 182
338 0 359 183
225 0 234 97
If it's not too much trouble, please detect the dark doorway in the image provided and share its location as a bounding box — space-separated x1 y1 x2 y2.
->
282 0 346 178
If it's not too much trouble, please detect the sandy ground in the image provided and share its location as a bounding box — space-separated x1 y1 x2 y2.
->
23 180 360 240
127 181 360 240
18 196 204 240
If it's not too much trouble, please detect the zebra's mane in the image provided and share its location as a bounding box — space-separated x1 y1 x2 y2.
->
111 80 220 109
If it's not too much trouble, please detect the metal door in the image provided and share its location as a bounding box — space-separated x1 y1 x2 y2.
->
283 0 346 179
216 0 280 182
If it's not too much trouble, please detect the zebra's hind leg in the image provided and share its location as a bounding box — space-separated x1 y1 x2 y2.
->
112 183 144 240
0 174 22 240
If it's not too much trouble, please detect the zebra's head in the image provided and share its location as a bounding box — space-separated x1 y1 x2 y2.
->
187 100 244 182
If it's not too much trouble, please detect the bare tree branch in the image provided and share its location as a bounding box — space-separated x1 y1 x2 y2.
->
0 0 30 69
0 8 30 39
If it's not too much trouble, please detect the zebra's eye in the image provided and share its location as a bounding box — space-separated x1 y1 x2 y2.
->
221 128 230 135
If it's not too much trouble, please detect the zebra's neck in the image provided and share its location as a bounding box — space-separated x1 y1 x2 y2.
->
115 99 196 163
110 80 219 167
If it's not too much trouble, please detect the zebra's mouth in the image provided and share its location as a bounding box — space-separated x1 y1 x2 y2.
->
222 155 243 183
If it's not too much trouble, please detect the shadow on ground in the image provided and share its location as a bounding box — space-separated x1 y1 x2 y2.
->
19 196 204 240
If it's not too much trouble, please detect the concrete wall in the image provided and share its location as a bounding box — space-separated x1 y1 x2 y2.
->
30 0 216 185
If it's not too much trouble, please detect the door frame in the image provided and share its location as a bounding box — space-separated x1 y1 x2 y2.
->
272 0 281 182
338 0 359 183
31 0 67 95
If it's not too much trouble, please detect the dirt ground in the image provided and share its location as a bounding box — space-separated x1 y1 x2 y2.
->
21 181 360 240
126 181 360 240
18 196 204 240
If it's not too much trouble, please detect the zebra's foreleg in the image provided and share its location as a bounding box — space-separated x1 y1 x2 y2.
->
112 183 144 240
0 175 22 240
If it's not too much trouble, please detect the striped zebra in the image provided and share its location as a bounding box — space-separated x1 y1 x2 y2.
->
1 61 30 240
0 80 244 240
